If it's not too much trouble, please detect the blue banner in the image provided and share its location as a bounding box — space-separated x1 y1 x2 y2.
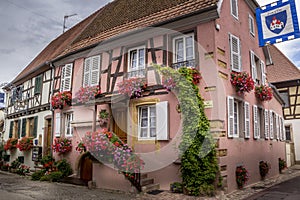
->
256 0 300 47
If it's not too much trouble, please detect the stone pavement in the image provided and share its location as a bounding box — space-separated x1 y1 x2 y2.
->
135 165 300 200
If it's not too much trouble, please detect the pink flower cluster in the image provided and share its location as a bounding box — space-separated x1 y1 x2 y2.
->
117 78 147 98
52 137 72 154
255 85 273 101
51 91 72 109
163 77 176 91
230 72 254 93
75 85 101 104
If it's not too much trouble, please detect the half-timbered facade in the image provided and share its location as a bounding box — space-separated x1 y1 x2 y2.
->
48 0 286 193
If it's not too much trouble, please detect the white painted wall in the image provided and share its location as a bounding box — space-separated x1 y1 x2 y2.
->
286 119 300 162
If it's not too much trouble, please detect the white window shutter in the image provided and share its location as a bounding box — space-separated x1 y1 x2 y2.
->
253 105 259 139
276 114 280 140
61 64 73 91
250 51 257 81
244 102 250 139
279 116 282 141
282 118 286 141
261 61 266 85
230 34 241 72
156 101 169 140
227 96 234 138
60 66 65 91
269 111 274 139
83 58 91 87
55 113 61 137
264 109 269 139
91 55 101 86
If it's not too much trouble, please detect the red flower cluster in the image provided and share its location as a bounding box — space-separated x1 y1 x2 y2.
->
190 68 202 85
75 85 101 104
236 166 249 189
231 72 254 93
17 137 33 151
52 137 72 154
51 91 72 109
4 138 18 151
75 141 86 154
117 78 147 98
255 85 273 101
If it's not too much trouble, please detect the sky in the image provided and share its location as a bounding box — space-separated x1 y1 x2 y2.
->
0 0 299 84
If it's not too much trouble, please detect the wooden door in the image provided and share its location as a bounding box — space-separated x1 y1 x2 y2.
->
112 109 127 143
80 156 93 182
44 119 52 156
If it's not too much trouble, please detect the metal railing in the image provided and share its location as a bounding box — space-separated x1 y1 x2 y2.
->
171 59 196 70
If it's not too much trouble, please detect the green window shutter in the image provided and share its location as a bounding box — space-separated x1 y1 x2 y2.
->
34 75 42 95
33 116 38 138
18 120 21 139
21 119 26 137
9 121 14 138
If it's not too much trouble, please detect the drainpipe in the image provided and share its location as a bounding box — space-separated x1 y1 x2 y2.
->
49 62 55 157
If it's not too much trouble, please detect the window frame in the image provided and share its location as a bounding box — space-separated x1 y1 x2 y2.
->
230 0 239 20
138 105 157 140
64 112 74 137
172 33 195 64
60 63 73 92
249 14 255 36
83 55 101 87
128 46 146 72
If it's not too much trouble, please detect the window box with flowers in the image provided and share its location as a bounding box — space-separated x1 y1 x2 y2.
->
117 78 147 98
17 137 33 151
236 165 249 189
52 137 72 154
75 85 101 104
255 85 273 101
230 71 254 94
4 138 18 151
51 91 72 109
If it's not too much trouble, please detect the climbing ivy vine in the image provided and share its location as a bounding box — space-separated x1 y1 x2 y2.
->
155 65 219 196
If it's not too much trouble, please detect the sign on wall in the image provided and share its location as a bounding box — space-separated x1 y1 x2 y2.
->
256 0 300 47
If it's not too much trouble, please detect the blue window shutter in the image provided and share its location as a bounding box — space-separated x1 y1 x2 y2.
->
21 119 26 137
9 121 14 138
33 116 38 138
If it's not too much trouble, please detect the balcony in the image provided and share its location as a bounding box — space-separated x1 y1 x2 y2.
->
171 59 196 70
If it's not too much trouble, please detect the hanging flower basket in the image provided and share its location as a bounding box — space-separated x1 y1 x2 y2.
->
4 138 18 151
255 85 273 101
17 137 33 151
52 137 72 154
230 71 254 93
51 91 72 109
117 78 147 98
75 85 101 104
75 141 86 154
236 165 249 189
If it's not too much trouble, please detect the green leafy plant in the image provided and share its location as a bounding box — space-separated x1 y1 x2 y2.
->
170 182 183 193
41 155 54 171
236 166 249 189
10 159 21 169
259 161 270 179
279 158 287 173
155 65 218 196
16 164 30 176
31 169 46 181
55 159 73 177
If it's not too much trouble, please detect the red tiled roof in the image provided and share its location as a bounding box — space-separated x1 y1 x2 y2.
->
12 9 100 84
59 0 218 57
267 45 300 83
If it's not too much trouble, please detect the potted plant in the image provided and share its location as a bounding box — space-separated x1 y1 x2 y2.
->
255 85 273 101
230 71 255 94
236 165 249 189
259 161 270 179
4 138 18 151
117 78 147 98
279 158 287 173
52 137 72 154
16 164 30 176
17 137 33 151
75 85 101 104
51 91 72 109
41 155 55 172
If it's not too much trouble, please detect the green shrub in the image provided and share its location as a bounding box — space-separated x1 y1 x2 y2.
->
10 159 21 169
40 175 51 181
31 170 46 181
55 159 72 177
49 171 63 182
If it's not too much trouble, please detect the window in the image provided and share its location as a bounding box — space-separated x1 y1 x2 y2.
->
230 34 241 72
138 101 168 140
64 113 73 137
128 46 146 78
11 86 23 104
269 111 274 139
249 14 255 36
55 113 61 137
61 63 73 92
227 96 249 138
230 0 238 19
34 75 43 95
173 33 195 64
9 120 21 139
253 105 260 139
285 125 291 141
250 51 266 85
27 117 38 138
83 55 101 87
264 109 269 139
